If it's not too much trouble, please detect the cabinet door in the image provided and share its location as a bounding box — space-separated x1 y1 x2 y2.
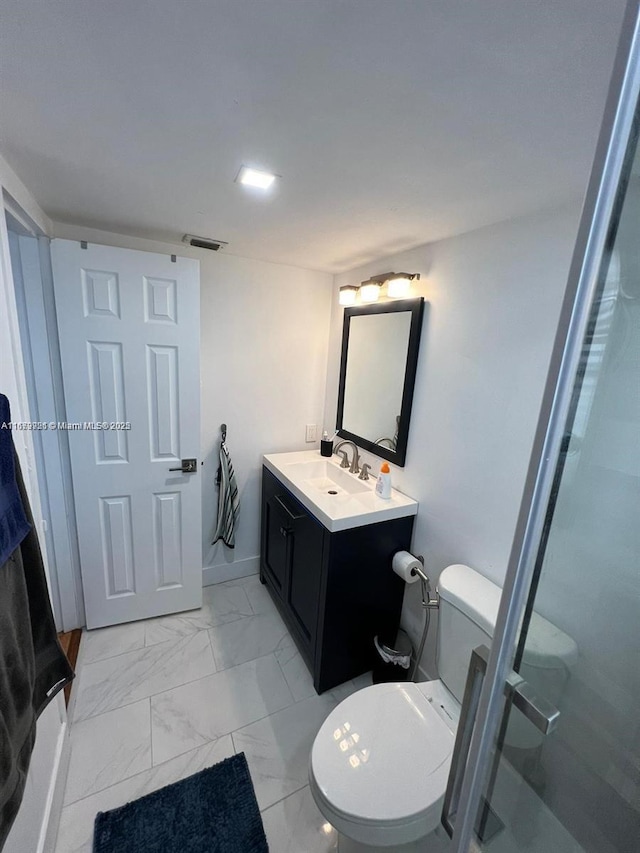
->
287 503 324 651
263 494 292 597
260 467 325 664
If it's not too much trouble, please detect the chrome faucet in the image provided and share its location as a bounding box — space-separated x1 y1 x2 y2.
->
333 440 360 475
358 462 371 481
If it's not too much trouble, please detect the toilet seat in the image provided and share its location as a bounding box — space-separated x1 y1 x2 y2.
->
309 681 456 847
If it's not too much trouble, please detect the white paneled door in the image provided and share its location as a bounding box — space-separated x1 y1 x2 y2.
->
52 240 201 628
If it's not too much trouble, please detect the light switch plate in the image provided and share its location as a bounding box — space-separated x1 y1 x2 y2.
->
305 424 318 443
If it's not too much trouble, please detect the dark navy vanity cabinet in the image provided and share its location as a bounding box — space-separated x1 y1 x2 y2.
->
260 465 415 693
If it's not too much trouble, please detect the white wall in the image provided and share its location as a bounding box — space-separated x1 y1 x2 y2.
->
1 162 68 853
52 222 334 584
199 252 333 582
325 203 582 673
0 152 52 236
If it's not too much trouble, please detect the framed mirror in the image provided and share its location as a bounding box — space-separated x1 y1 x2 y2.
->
336 297 424 466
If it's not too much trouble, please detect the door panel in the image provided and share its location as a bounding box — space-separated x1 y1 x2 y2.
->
152 491 183 588
51 240 201 628
88 341 128 462
147 345 180 459
100 495 135 595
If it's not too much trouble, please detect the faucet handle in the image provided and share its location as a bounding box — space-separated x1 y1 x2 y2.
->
338 450 350 469
358 463 371 481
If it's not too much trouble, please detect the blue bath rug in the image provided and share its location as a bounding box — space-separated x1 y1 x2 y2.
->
93 752 268 852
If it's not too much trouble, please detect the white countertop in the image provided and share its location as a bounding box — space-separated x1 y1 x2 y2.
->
263 450 418 532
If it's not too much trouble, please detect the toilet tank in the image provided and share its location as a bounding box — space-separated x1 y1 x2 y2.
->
436 564 502 703
436 564 578 716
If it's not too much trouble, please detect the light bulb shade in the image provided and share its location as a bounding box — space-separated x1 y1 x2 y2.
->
360 282 381 302
387 276 411 298
339 285 359 306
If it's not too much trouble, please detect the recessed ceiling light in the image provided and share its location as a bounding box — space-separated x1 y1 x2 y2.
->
236 165 277 189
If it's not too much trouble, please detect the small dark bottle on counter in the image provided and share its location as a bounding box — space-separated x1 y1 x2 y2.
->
320 431 333 457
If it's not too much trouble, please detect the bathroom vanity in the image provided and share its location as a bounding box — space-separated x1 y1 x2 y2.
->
260 451 418 693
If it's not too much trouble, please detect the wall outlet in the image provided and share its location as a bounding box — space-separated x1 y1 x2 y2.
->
305 424 318 443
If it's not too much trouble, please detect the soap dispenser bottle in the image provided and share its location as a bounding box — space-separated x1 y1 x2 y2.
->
375 462 392 499
320 431 333 457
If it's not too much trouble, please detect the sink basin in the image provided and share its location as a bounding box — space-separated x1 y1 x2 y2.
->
264 450 418 532
283 460 370 495
305 475 369 496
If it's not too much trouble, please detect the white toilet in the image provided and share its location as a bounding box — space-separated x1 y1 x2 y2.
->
309 564 577 852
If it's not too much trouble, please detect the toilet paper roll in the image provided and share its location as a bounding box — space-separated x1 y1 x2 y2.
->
392 551 422 584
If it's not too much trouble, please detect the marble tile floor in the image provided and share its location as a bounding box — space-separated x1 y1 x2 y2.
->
55 574 372 852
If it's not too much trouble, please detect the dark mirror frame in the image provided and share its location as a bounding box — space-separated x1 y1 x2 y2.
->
336 297 424 467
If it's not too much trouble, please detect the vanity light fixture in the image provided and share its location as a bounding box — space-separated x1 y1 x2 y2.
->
360 282 382 302
387 272 420 298
360 274 388 302
339 285 359 306
236 165 277 189
339 272 421 307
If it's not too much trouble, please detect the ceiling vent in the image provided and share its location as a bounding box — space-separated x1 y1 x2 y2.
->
182 234 228 251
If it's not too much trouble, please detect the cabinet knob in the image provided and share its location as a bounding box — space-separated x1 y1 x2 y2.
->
280 526 290 538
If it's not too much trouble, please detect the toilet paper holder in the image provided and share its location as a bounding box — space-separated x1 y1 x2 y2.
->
411 556 440 609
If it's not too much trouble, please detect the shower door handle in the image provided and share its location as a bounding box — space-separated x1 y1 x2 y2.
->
441 644 560 838
511 679 560 735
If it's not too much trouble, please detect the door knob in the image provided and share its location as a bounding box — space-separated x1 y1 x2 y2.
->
169 458 197 473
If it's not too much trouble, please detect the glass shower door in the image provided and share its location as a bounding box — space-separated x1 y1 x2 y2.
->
454 149 639 852
442 4 640 852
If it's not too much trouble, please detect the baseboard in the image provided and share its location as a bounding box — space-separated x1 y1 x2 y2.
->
40 714 71 853
202 555 260 587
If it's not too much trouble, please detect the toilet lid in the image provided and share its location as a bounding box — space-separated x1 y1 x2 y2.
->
311 682 455 826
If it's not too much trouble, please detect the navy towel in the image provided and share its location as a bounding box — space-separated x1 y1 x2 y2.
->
0 395 30 565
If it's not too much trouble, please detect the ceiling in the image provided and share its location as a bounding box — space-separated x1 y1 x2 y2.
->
0 0 627 272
